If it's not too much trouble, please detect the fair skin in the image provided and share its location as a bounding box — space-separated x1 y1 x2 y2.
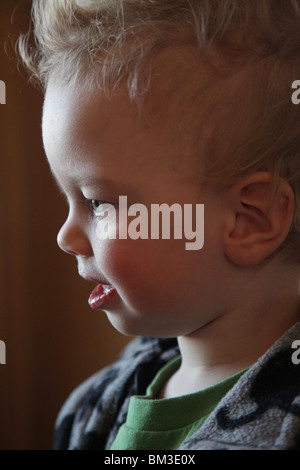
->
42 75 300 399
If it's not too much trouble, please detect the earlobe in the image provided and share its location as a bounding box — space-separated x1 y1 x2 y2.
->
223 172 295 267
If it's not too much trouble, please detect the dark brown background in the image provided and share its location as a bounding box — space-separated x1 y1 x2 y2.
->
0 0 130 450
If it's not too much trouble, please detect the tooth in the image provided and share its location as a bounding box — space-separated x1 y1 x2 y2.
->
103 284 112 293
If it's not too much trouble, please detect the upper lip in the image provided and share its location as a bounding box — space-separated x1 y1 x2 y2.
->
79 271 111 286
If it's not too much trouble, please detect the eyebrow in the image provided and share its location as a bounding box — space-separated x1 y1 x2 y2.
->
50 169 134 196
74 175 133 192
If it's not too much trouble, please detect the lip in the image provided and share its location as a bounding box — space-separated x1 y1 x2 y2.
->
79 271 110 285
88 283 117 310
79 271 117 310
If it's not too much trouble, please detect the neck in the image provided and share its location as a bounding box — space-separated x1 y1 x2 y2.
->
160 294 300 399
181 295 299 384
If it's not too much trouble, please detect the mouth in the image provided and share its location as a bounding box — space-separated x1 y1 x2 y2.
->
79 272 117 310
88 283 116 310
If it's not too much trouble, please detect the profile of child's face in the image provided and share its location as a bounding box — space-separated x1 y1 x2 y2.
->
42 78 232 338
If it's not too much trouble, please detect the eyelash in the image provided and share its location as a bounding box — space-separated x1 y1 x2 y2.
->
60 193 115 216
84 199 105 213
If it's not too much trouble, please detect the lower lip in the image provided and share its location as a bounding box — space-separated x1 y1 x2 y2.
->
88 284 117 310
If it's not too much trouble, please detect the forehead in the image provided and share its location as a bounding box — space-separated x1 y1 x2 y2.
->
42 77 200 199
41 44 219 151
41 45 229 190
42 80 143 159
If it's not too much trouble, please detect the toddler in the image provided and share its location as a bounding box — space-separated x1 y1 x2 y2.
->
18 0 300 450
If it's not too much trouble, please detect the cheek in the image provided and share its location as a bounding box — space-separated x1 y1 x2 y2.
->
94 238 184 308
95 238 215 325
98 238 161 290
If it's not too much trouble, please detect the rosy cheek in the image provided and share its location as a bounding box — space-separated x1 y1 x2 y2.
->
94 238 139 283
94 238 156 298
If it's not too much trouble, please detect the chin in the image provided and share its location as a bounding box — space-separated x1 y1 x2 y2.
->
104 310 187 339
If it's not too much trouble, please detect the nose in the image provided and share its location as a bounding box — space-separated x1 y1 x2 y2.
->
57 215 92 257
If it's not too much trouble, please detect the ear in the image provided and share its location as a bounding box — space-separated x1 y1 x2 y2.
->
223 172 295 267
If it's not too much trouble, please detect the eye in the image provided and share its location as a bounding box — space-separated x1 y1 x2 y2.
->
83 199 105 213
90 200 103 211
83 198 117 217
86 199 113 217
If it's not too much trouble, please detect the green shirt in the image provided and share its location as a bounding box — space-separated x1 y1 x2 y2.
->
110 356 247 450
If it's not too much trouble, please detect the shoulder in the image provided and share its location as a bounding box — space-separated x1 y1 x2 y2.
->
181 322 300 450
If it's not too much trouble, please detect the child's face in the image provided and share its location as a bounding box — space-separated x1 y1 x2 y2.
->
42 79 230 338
